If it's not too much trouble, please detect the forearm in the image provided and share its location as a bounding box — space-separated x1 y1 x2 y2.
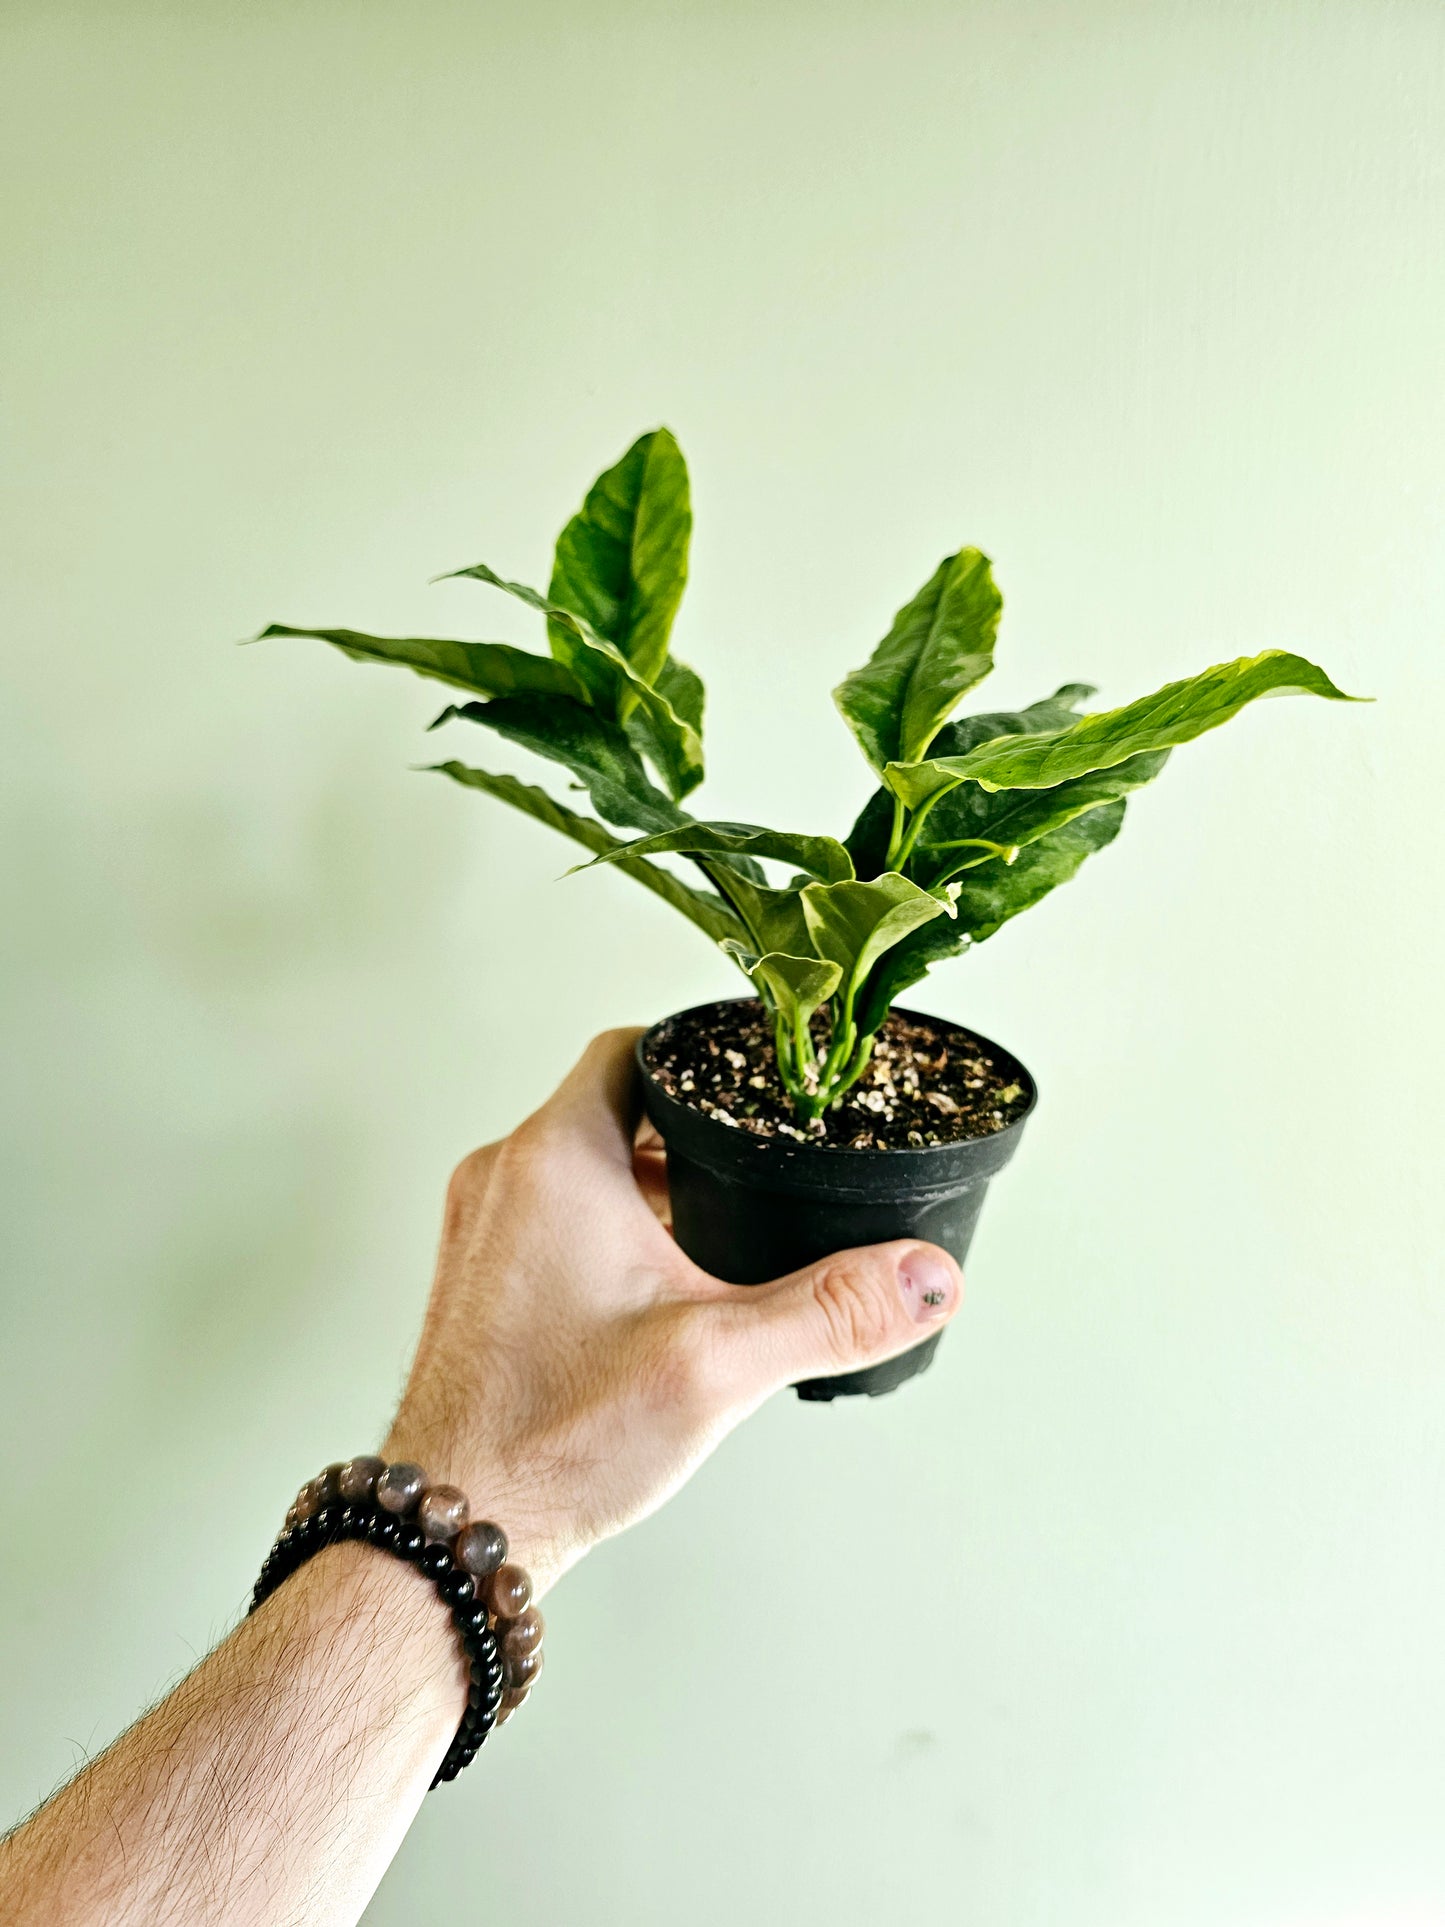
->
0 1543 466 1927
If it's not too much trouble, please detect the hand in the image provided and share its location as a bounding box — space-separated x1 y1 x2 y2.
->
0 1027 965 1927
383 1027 964 1594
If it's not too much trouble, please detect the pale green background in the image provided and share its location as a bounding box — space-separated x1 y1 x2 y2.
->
3 3 1443 1922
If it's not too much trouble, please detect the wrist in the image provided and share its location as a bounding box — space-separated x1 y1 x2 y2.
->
379 1419 567 1596
263 1454 545 1781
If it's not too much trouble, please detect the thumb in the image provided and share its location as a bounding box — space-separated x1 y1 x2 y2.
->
711 1240 963 1401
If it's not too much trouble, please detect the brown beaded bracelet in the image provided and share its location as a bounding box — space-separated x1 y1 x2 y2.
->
251 1458 544 1787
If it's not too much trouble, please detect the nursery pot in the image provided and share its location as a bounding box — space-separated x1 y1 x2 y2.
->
637 1001 1038 1401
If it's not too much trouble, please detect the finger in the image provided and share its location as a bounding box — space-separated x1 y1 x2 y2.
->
532 1026 646 1168
706 1240 963 1401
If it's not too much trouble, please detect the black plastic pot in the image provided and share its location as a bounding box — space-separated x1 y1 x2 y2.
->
637 1000 1038 1401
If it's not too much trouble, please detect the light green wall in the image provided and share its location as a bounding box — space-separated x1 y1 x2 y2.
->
3 4 1443 1920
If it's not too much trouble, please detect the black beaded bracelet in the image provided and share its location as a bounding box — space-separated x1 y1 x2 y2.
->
250 1459 544 1789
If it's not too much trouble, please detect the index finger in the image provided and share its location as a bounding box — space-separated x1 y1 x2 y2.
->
534 1026 646 1168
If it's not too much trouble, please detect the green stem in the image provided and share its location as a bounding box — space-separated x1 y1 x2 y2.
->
831 1029 876 1103
818 1006 856 1091
792 1018 814 1090
890 789 946 873
770 1010 804 1105
790 985 860 1120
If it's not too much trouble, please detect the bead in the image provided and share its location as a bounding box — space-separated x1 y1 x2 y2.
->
472 1642 501 1682
455 1521 508 1578
376 1462 427 1515
338 1455 385 1503
500 1607 544 1661
254 1469 535 1784
496 1687 529 1725
418 1485 469 1542
483 1563 532 1620
505 1645 543 1691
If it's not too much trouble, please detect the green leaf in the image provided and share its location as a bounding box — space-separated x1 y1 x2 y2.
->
854 915 971 1039
255 624 585 701
624 676 704 800
833 548 1002 774
428 762 744 947
721 876 813 957
904 650 1361 796
653 655 705 732
951 799 1129 940
910 749 1170 890
745 951 842 1032
441 560 704 799
800 872 950 1005
431 695 684 834
548 428 691 686
625 654 706 792
843 687 1100 878
853 790 1130 1033
570 820 854 884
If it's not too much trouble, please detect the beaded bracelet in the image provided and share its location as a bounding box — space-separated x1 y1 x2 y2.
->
250 1457 544 1788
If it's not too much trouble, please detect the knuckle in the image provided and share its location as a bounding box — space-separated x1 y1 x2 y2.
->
444 1144 496 1227
810 1258 897 1364
589 1024 643 1059
493 1110 561 1181
450 1144 495 1189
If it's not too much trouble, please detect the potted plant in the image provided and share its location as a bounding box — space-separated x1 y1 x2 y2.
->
260 427 1359 1400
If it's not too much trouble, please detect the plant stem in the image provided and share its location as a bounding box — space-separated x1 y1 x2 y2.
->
833 1028 875 1097
792 1019 815 1090
770 1011 802 1105
890 789 947 873
818 1007 855 1090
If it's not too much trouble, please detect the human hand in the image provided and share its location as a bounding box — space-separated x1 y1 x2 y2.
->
0 1028 965 1927
383 1027 963 1595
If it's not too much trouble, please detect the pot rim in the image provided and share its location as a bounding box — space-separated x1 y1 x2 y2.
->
636 997 1038 1201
